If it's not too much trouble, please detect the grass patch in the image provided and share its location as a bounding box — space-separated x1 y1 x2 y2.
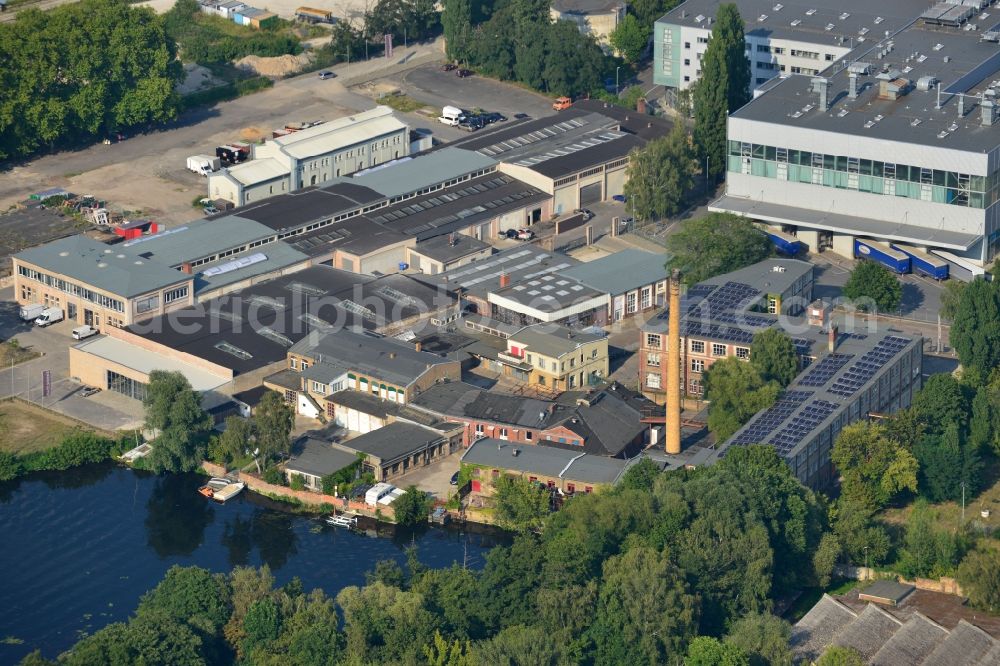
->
379 93 427 114
0 400 88 456
0 339 39 368
1 636 24 645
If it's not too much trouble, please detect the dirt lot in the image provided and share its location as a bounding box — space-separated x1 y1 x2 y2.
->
0 205 85 276
0 399 90 455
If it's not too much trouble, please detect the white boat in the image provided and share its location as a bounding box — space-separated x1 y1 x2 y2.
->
198 477 245 503
325 513 358 528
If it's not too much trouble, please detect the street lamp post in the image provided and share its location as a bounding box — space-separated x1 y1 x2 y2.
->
615 66 621 95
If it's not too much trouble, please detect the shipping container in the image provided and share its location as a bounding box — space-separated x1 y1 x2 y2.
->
767 230 804 256
890 243 949 280
854 239 910 274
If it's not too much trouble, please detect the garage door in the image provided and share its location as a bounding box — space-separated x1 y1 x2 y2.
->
579 182 602 205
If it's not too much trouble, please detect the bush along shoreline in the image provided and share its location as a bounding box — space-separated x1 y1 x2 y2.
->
0 432 134 482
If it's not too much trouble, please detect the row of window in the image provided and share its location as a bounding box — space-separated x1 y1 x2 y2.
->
17 265 126 313
728 140 999 209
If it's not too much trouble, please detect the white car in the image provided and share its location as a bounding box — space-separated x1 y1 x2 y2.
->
71 325 99 340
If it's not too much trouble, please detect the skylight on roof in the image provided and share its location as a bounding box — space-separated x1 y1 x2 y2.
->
340 300 376 320
215 341 252 360
258 327 293 347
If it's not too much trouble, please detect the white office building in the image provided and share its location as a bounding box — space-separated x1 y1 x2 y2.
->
711 10 1000 274
653 0 919 91
209 106 409 206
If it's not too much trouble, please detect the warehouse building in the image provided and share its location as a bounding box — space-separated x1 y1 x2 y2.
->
558 249 668 322
719 328 922 489
712 16 1000 269
208 106 410 206
653 0 919 91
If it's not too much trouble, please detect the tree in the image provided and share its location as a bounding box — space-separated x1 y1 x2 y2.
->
832 498 891 567
590 546 699 664
367 559 407 589
951 278 1000 378
831 422 917 510
630 0 680 30
610 14 646 64
619 457 662 491
492 474 550 532
424 630 474 666
914 423 980 503
816 646 864 666
136 565 232 636
542 20 604 96
751 329 799 387
623 121 697 221
243 597 282 652
215 416 254 466
667 213 772 284
693 3 750 181
337 582 436 664
686 637 750 666
143 371 212 473
703 358 780 442
392 486 434 525
912 373 968 436
956 547 1000 613
441 0 472 62
253 390 293 472
812 533 842 589
473 624 564 665
940 279 967 321
969 386 996 451
843 260 902 312
897 500 963 579
725 612 793 666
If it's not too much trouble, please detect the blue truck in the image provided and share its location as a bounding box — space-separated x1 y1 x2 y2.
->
890 243 949 280
767 230 805 256
854 239 910 274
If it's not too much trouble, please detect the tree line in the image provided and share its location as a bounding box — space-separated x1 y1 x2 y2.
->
0 0 183 160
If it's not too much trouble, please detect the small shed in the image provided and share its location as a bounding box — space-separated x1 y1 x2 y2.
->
858 580 915 607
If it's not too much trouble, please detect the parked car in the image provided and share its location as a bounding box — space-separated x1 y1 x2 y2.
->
483 112 507 123
517 228 534 240
79 386 102 398
513 113 529 119
552 96 572 111
575 208 594 221
450 471 460 486
317 70 336 80
456 68 472 78
204 205 220 215
441 63 457 71
502 229 519 239
71 325 99 340
612 194 627 203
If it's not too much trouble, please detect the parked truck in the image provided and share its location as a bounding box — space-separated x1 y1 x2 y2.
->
215 143 251 165
19 303 45 321
854 239 910 274
766 229 804 256
186 155 221 176
890 243 949 280
295 6 334 23
34 307 64 327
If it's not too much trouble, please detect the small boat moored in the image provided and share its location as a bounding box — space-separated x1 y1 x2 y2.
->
198 477 245 503
325 513 358 528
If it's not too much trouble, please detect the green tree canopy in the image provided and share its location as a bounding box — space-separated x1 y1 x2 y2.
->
831 421 917 510
441 0 473 62
703 358 780 442
950 278 1000 377
843 260 903 312
623 121 697 221
914 422 981 503
492 473 550 532
336 581 436 664
253 390 293 471
957 547 1000 613
751 329 799 387
610 13 647 64
143 370 212 473
725 612 793 666
897 500 963 579
816 646 865 666
214 415 255 466
912 373 969 436
686 637 750 666
667 213 772 284
392 486 433 526
693 3 750 181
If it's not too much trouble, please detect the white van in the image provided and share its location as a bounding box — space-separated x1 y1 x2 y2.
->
34 307 63 327
19 303 45 321
438 105 464 126
71 325 99 340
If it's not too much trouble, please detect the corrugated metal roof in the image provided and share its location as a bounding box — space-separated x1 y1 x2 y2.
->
351 147 497 198
558 249 667 296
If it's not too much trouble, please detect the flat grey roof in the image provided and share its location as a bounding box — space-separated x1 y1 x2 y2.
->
286 439 358 478
658 0 920 45
711 195 980 251
411 234 491 263
510 323 606 358
431 246 582 299
731 23 1000 153
119 217 277 267
226 182 384 233
340 421 444 462
351 148 497 198
698 257 813 294
74 335 230 391
15 235 189 298
193 242 308 294
289 328 454 387
461 438 631 484
491 271 605 313
558 249 667 296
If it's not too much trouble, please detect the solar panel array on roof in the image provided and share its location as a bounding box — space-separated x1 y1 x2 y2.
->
767 399 839 455
828 336 910 397
686 281 770 325
681 320 756 344
798 353 854 387
730 390 814 447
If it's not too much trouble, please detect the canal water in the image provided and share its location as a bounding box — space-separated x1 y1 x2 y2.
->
0 464 503 663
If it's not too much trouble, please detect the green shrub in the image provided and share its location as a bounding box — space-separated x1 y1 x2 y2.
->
263 467 284 485
290 474 305 491
0 451 23 481
21 431 116 472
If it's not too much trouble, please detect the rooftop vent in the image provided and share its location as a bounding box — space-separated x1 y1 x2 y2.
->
806 8 816 15
773 3 783 10
759 13 768 21
825 23 834 30
911 118 922 126
839 12 850 20
790 18 801 26
694 13 705 22
874 16 884 24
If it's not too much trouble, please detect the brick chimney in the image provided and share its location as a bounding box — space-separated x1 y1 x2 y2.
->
828 324 839 352
666 269 682 455
181 262 192 274
499 273 510 289
414 340 422 352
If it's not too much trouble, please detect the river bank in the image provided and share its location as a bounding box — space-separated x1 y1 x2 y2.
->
0 463 506 662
